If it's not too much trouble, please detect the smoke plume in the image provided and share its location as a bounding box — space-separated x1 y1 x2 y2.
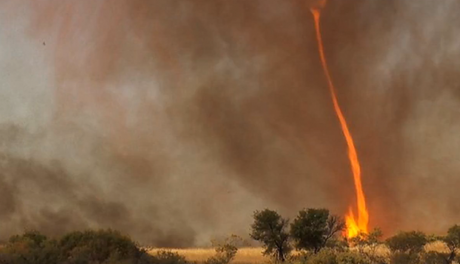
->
1 0 460 246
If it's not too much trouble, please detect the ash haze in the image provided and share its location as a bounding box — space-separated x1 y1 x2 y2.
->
1 0 460 246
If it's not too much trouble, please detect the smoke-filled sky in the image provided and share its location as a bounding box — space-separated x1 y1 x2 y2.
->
1 0 460 247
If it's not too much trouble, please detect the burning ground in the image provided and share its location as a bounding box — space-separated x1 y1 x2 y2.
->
1 0 460 246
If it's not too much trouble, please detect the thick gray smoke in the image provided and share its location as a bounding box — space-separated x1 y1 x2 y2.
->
1 0 460 246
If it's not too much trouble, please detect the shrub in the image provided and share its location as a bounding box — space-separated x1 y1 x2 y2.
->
421 251 450 264
386 231 428 264
151 250 189 264
0 230 60 264
300 249 371 264
9 230 48 246
441 224 460 263
304 249 337 264
389 252 419 264
58 229 144 263
348 228 385 263
335 251 370 264
0 229 161 264
204 235 240 264
386 231 427 254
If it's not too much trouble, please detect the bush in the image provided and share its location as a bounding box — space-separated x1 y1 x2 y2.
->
389 252 419 264
0 229 161 264
324 238 348 252
386 231 427 254
0 230 60 264
385 231 429 264
348 228 385 263
421 251 450 264
441 224 460 263
335 251 370 264
386 231 428 264
58 229 144 263
204 235 240 264
304 249 337 264
301 249 371 264
151 251 189 264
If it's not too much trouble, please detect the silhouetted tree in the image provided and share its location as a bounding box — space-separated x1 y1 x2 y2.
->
290 208 345 253
250 209 291 262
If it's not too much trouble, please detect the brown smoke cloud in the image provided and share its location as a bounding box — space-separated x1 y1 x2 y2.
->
1 0 460 246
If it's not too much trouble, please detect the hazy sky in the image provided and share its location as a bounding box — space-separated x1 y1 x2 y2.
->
1 0 460 246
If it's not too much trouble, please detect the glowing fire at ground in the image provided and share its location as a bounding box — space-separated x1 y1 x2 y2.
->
310 6 369 238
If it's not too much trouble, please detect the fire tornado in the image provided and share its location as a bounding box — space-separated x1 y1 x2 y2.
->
310 6 369 238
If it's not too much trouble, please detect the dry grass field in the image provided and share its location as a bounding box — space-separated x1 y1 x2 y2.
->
147 247 269 264
146 241 450 264
147 247 270 264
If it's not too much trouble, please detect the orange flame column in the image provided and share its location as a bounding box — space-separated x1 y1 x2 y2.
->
310 8 369 238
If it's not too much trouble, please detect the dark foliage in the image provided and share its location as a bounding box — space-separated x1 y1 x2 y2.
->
250 209 291 262
386 231 427 254
290 209 345 253
302 248 371 264
442 224 460 263
58 229 143 263
0 230 59 264
386 231 428 264
0 229 176 264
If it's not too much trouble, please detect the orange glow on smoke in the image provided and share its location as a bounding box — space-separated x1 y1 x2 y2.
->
310 7 369 238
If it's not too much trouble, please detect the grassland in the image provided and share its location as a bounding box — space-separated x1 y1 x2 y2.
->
146 242 449 264
147 247 269 264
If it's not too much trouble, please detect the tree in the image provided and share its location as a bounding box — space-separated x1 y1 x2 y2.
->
250 209 292 262
290 208 345 253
